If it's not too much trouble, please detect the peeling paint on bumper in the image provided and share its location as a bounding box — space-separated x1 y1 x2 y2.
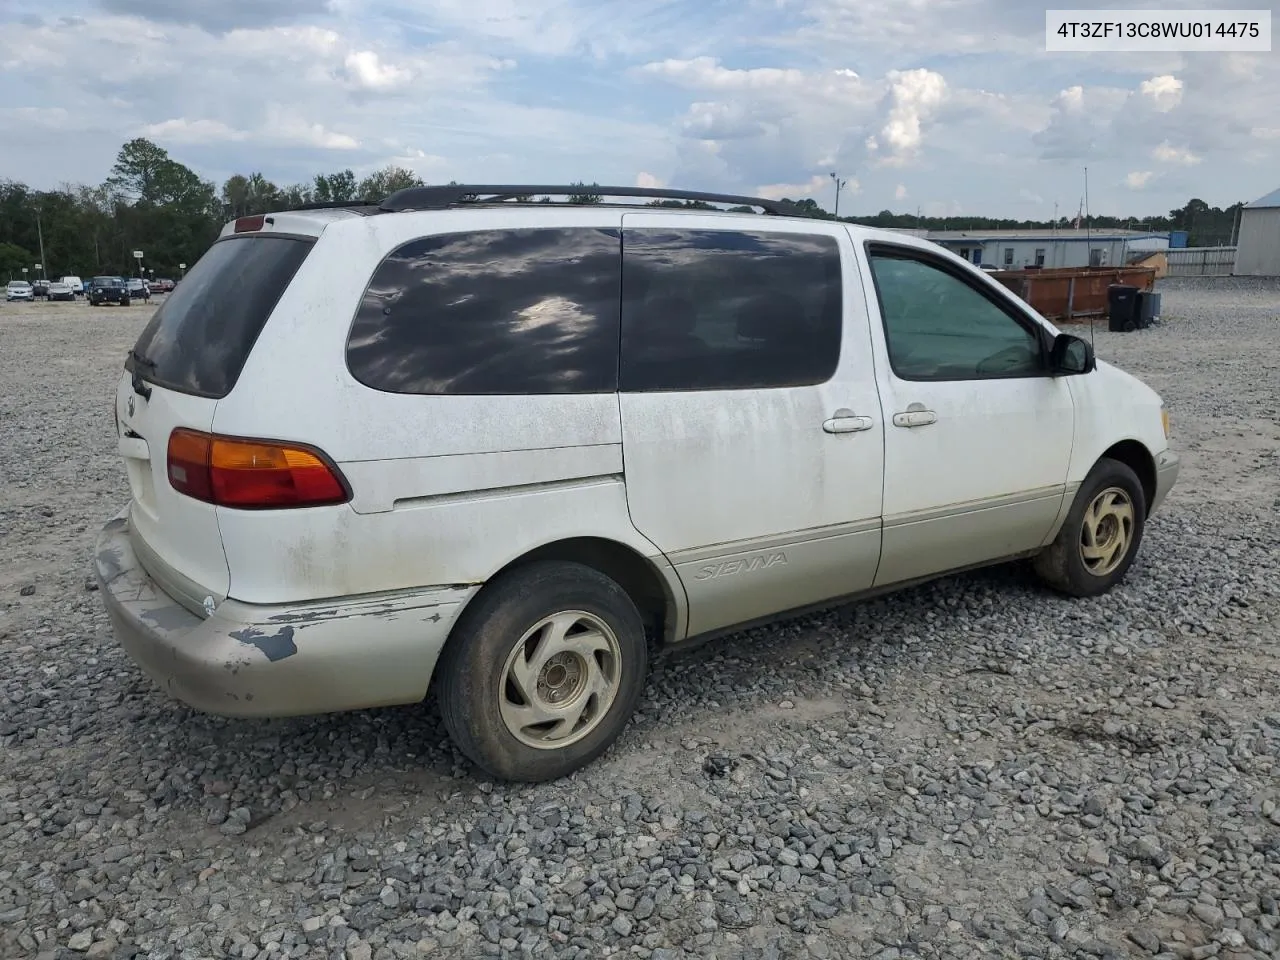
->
94 506 478 718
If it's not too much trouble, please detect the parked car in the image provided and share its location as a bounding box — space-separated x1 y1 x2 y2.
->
87 276 131 306
95 184 1179 783
153 278 175 293
61 276 84 297
32 279 50 299
126 278 151 301
47 281 75 302
6 280 34 302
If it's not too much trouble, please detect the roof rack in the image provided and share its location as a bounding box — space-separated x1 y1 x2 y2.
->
285 199 382 213
377 184 792 216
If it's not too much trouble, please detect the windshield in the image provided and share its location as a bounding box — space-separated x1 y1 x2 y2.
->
130 234 314 398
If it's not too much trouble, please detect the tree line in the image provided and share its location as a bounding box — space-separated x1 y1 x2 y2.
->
0 137 1245 281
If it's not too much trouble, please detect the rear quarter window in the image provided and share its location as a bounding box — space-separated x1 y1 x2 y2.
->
346 228 621 395
130 235 314 399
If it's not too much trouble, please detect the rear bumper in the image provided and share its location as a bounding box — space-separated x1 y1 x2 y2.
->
1149 448 1179 516
95 506 478 718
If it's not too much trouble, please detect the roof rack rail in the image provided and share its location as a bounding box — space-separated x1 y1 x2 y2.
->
285 199 381 212
377 185 792 216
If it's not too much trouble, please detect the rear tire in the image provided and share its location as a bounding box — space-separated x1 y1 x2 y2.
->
1033 457 1146 598
436 561 648 782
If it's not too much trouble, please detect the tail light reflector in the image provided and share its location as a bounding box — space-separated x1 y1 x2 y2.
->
233 214 266 233
167 429 349 509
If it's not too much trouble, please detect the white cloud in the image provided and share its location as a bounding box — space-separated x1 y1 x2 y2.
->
756 174 831 201
1152 141 1201 165
639 57 806 93
263 104 360 149
140 118 251 144
1126 171 1154 189
636 172 666 188
1056 85 1085 113
1139 75 1183 112
894 183 908 200
343 50 414 91
2 0 1279 217
868 68 947 166
680 101 769 140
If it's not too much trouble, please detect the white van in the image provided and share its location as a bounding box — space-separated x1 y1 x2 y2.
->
95 185 1178 782
61 276 84 297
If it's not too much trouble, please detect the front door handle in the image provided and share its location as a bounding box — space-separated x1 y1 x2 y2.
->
892 408 937 428
823 408 875 434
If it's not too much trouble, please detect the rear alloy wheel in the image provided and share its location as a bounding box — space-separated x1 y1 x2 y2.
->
436 561 648 782
1033 457 1147 598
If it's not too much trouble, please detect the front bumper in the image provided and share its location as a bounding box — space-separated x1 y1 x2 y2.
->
95 506 478 718
1149 448 1179 516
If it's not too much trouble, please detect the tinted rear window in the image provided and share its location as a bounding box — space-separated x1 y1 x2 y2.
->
130 235 313 398
346 228 621 395
620 229 843 391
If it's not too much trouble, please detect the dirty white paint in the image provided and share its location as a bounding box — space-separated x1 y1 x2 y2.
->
117 205 1176 648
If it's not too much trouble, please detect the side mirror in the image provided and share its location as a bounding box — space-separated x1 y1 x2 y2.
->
1050 333 1095 376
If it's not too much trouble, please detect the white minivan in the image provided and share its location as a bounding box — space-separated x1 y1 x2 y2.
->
95 185 1178 782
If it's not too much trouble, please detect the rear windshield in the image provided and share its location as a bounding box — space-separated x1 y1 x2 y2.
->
130 234 314 398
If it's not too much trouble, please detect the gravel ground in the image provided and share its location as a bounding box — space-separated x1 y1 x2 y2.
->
1 280 1278 960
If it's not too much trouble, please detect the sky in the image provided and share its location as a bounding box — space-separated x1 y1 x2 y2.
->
0 0 1276 219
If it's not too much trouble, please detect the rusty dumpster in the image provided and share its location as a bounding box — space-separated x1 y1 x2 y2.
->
987 266 1158 324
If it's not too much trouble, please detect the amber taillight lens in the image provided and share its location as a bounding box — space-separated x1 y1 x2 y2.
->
167 429 349 509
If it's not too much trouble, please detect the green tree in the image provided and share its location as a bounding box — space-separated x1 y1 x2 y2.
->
567 182 603 204
313 170 358 202
356 165 423 201
105 138 173 203
0 241 34 280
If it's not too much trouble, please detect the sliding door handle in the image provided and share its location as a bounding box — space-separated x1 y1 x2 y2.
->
892 409 937 428
823 408 875 434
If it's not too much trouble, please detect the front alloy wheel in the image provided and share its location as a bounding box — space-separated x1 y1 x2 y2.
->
1079 486 1135 577
1033 457 1147 598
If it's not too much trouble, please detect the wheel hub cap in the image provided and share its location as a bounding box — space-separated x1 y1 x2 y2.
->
1079 486 1135 577
498 611 622 750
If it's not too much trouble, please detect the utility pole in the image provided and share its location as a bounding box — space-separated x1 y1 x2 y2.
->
829 172 848 220
35 206 47 279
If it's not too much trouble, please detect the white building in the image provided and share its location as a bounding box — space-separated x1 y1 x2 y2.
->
1234 187 1280 277
925 229 1170 270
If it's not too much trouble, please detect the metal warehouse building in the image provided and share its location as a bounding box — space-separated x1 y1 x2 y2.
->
926 229 1170 270
1234 187 1280 277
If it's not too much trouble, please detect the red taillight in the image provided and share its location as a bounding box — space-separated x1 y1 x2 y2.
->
167 429 349 509
234 215 266 233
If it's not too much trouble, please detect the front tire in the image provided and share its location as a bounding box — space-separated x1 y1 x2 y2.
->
436 561 648 782
1033 457 1147 598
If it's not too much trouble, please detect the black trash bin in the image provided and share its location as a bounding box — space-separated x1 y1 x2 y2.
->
1108 284 1140 332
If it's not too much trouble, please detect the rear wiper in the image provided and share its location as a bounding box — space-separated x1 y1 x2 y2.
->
128 349 154 400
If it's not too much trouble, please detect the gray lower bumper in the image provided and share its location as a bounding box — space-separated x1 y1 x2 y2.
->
95 506 477 718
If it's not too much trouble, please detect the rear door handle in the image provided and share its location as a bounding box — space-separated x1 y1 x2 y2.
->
892 409 937 428
823 408 875 434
